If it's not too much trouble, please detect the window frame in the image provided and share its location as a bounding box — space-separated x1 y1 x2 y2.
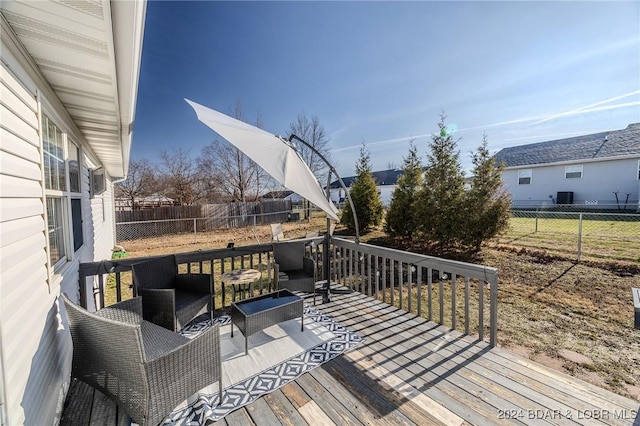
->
637 160 639 180
42 114 85 270
564 164 583 179
517 169 532 185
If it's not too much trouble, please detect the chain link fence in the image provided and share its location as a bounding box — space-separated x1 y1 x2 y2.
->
497 208 640 264
116 206 314 242
116 202 639 265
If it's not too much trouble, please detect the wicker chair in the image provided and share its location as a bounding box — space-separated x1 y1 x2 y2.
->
60 293 222 426
273 240 317 304
131 255 213 331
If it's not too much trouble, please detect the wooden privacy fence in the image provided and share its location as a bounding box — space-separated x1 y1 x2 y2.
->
115 200 292 241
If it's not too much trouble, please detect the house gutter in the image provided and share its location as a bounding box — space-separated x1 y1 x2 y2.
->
109 0 147 178
502 153 640 170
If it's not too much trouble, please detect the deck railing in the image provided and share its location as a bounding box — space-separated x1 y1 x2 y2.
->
330 237 499 346
77 236 498 346
78 243 279 312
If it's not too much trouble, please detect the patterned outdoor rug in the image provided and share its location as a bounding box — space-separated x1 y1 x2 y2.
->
162 305 363 424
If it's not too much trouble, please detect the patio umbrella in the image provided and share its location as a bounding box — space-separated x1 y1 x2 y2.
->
185 99 340 221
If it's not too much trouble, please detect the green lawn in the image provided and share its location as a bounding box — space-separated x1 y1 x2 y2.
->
497 216 640 264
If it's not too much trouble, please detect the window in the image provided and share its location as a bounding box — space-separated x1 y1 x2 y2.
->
69 144 80 193
43 116 65 191
565 165 583 179
46 198 66 264
518 169 532 185
43 115 84 267
637 160 640 180
71 199 84 251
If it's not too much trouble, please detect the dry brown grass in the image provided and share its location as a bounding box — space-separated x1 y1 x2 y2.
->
116 218 640 400
477 246 640 400
121 219 328 256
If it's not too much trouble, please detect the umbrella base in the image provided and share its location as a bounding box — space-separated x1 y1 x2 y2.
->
316 281 354 303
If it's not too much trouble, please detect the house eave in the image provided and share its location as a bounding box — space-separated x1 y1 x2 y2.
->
0 0 146 178
110 0 146 178
502 153 640 170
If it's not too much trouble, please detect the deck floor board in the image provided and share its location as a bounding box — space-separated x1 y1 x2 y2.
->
60 291 640 425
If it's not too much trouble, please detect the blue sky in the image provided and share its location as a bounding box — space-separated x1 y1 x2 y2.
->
133 1 640 178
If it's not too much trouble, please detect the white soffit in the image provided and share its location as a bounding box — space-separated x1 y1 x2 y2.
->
1 0 145 178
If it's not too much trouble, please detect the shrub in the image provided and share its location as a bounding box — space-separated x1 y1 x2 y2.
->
341 144 383 234
385 142 423 239
413 115 466 249
462 135 511 251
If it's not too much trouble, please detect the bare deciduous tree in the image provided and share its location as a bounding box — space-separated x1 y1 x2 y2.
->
253 111 273 199
196 101 263 202
288 113 332 181
288 113 332 218
159 147 198 205
115 159 156 210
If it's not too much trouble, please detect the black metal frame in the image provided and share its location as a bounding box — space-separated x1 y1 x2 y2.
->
288 134 359 302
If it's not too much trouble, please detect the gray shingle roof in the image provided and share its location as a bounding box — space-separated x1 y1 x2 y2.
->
494 123 640 167
329 168 405 188
262 190 294 199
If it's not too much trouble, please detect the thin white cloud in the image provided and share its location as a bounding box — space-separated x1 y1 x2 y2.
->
456 116 545 133
531 90 640 126
332 133 434 153
332 91 640 153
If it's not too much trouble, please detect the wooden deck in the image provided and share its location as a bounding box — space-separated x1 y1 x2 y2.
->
61 291 640 425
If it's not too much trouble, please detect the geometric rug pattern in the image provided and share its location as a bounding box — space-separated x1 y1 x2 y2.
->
163 305 363 424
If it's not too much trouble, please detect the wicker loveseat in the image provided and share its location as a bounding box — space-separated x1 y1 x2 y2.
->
61 293 222 426
131 255 213 331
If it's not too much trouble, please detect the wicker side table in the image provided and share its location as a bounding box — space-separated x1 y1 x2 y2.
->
221 268 262 305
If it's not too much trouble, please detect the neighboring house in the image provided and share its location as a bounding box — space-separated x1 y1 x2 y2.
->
261 189 303 203
329 168 405 206
115 193 175 211
0 2 145 424
494 123 640 209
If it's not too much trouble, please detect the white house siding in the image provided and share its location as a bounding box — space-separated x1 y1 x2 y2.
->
502 158 640 208
378 186 397 206
329 185 398 207
1 38 115 425
88 179 116 310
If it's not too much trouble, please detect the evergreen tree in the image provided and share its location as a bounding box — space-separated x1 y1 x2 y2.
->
340 144 383 234
385 142 423 239
462 134 511 251
414 115 466 249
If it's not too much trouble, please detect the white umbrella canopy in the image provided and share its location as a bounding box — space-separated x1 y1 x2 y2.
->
185 99 340 221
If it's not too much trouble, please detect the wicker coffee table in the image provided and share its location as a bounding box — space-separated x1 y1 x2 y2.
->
230 289 303 355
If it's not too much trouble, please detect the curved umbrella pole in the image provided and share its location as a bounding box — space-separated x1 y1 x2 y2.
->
287 134 360 244
288 134 359 303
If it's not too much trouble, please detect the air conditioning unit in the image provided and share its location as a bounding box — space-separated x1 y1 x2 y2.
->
90 167 106 198
556 191 574 204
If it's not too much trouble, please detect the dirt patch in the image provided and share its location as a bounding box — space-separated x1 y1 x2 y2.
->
476 245 640 400
118 219 640 401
